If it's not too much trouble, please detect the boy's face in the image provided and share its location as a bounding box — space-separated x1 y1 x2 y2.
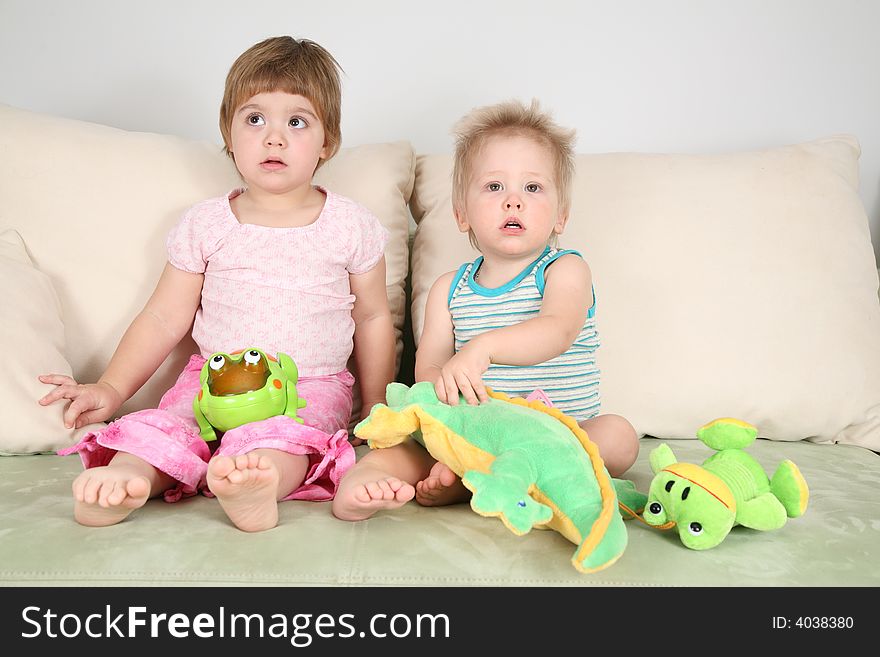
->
229 91 327 195
455 134 567 259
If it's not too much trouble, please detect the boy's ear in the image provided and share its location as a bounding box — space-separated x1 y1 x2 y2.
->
553 209 569 235
453 207 470 233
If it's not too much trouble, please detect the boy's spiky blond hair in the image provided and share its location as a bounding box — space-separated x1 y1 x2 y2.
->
452 99 576 249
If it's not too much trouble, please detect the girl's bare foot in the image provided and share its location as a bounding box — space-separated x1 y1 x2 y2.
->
72 466 151 527
415 461 470 507
332 471 415 521
207 453 280 532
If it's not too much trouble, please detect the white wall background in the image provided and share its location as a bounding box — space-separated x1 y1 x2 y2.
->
2 0 879 260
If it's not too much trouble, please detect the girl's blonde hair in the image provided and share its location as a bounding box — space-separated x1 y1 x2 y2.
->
452 99 576 249
219 36 343 169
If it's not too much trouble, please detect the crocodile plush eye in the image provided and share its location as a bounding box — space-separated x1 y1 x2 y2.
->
648 502 663 516
243 349 261 365
688 522 703 535
209 355 225 370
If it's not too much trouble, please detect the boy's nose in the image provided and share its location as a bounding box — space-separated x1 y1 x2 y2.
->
504 195 522 210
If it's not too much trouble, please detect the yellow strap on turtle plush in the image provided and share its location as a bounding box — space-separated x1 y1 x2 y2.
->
662 462 737 513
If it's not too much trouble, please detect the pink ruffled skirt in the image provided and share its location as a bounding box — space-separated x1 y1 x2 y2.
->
59 355 356 502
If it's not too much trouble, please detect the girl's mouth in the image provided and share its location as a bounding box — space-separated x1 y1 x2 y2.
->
260 158 286 171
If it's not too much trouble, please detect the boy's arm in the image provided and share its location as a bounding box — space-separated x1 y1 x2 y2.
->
415 271 457 388
468 254 591 366
350 256 396 420
39 262 204 427
430 255 589 407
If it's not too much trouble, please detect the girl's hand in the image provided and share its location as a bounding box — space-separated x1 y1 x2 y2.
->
37 375 124 429
435 342 490 406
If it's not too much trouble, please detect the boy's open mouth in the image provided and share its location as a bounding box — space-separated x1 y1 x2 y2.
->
502 218 524 231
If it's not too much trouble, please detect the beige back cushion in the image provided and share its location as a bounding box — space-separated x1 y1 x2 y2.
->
0 104 414 418
410 137 880 449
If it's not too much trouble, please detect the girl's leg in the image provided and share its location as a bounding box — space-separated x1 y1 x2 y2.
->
72 451 176 527
578 414 640 478
207 449 310 533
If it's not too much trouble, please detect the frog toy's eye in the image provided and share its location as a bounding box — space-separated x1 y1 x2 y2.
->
209 355 226 370
243 349 262 365
648 502 663 516
688 522 703 535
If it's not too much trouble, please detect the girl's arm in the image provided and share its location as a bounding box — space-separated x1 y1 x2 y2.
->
350 256 396 420
39 262 204 428
436 255 591 404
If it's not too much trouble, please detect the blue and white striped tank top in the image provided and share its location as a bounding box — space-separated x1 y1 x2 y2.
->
448 246 601 421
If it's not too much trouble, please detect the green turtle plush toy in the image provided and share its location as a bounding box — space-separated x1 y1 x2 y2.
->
193 348 307 442
641 418 809 549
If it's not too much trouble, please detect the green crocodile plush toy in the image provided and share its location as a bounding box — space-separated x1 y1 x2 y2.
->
354 382 647 573
641 418 809 549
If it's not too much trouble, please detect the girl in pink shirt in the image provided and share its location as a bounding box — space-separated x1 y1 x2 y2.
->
38 36 395 532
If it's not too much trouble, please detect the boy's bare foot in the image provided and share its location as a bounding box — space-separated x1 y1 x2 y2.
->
72 466 151 527
415 461 470 507
207 453 280 532
332 473 415 521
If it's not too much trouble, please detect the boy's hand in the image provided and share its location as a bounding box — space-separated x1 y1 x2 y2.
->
37 375 124 429
435 342 490 406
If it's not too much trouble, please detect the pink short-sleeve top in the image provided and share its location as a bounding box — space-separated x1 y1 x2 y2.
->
166 187 389 377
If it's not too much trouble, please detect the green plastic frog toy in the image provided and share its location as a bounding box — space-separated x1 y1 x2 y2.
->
192 348 307 442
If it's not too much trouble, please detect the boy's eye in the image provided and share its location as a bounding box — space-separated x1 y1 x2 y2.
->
525 183 541 193
487 182 502 192
246 114 265 126
289 117 307 129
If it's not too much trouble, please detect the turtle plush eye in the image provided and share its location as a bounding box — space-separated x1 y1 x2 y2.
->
243 349 261 365
209 355 225 370
688 522 703 535
648 502 663 516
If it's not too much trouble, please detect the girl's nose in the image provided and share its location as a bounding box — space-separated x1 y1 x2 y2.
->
265 130 286 148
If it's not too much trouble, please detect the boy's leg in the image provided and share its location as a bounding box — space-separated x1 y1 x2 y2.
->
414 461 471 507
578 414 639 478
332 441 436 521
72 451 176 527
208 449 310 533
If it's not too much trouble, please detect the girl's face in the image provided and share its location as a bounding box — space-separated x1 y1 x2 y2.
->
455 134 567 262
228 91 327 196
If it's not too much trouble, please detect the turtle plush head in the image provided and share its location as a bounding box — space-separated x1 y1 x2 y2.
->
192 348 307 442
642 418 809 549
643 462 737 549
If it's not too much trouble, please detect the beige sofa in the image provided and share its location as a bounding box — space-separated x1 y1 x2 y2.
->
2 103 879 586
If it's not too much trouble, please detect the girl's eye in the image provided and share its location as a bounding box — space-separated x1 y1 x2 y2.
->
289 117 307 129
487 182 502 192
246 114 265 126
525 183 541 193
